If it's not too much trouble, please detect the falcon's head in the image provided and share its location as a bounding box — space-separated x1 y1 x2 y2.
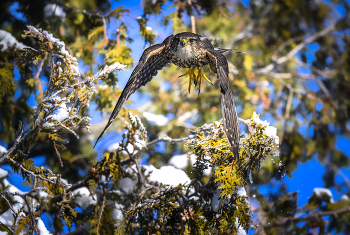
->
171 32 203 62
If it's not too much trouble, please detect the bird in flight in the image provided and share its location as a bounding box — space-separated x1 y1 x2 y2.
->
94 32 242 163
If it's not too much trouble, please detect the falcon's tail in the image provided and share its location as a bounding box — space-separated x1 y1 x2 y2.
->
218 66 240 165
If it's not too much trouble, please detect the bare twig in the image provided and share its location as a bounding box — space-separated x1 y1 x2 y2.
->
285 90 294 120
146 135 196 149
231 4 273 45
187 0 196 34
102 17 109 46
53 141 64 167
34 53 48 101
292 58 330 79
280 90 294 142
0 121 24 164
292 58 334 100
58 122 79 139
0 221 14 234
24 196 38 234
271 34 306 61
96 195 106 235
264 206 350 228
257 14 349 74
53 0 114 19
1 195 17 215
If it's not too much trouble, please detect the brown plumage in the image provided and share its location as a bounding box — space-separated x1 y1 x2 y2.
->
94 32 242 164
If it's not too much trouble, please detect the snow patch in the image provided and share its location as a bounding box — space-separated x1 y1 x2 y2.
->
0 30 26 52
43 102 69 127
0 178 24 204
0 203 29 234
313 187 334 203
143 112 169 126
0 168 8 178
252 111 279 145
144 165 190 186
237 186 247 197
112 203 124 221
0 203 22 225
169 154 211 176
265 126 279 145
44 4 66 20
340 194 350 202
107 143 120 152
0 145 7 156
36 217 53 235
235 217 247 235
72 187 96 209
119 177 137 194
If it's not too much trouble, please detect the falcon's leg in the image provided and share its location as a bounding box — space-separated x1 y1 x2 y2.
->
178 69 197 94
197 67 212 85
196 67 213 95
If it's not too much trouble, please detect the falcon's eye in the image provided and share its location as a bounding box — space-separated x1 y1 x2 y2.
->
189 39 194 43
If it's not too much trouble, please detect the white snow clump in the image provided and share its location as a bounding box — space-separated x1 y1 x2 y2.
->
144 165 190 187
36 218 53 235
43 102 69 128
143 112 169 126
169 154 211 176
0 30 26 52
313 187 334 203
252 111 279 145
72 187 96 209
44 4 66 20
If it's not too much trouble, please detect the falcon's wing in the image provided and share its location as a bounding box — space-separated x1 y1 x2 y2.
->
198 36 243 54
214 47 244 54
94 36 173 148
206 49 240 164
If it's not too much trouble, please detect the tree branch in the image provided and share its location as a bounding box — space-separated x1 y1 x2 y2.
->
264 206 350 228
231 4 273 45
257 14 349 74
187 0 196 34
0 221 14 234
0 121 24 164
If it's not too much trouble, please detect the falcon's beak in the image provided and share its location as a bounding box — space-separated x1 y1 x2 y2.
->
181 39 188 46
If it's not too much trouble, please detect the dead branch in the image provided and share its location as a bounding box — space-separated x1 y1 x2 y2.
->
264 206 350 228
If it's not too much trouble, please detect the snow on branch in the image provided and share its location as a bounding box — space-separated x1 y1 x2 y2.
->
0 25 127 234
17 25 126 166
0 30 26 52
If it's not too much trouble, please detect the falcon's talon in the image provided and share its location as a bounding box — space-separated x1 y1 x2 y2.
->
179 67 211 95
195 67 211 95
179 68 198 93
202 72 212 84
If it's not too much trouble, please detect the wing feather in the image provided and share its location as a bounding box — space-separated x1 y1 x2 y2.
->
214 47 245 54
94 41 172 148
206 49 240 164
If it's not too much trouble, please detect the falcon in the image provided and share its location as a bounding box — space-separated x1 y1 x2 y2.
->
94 32 242 163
